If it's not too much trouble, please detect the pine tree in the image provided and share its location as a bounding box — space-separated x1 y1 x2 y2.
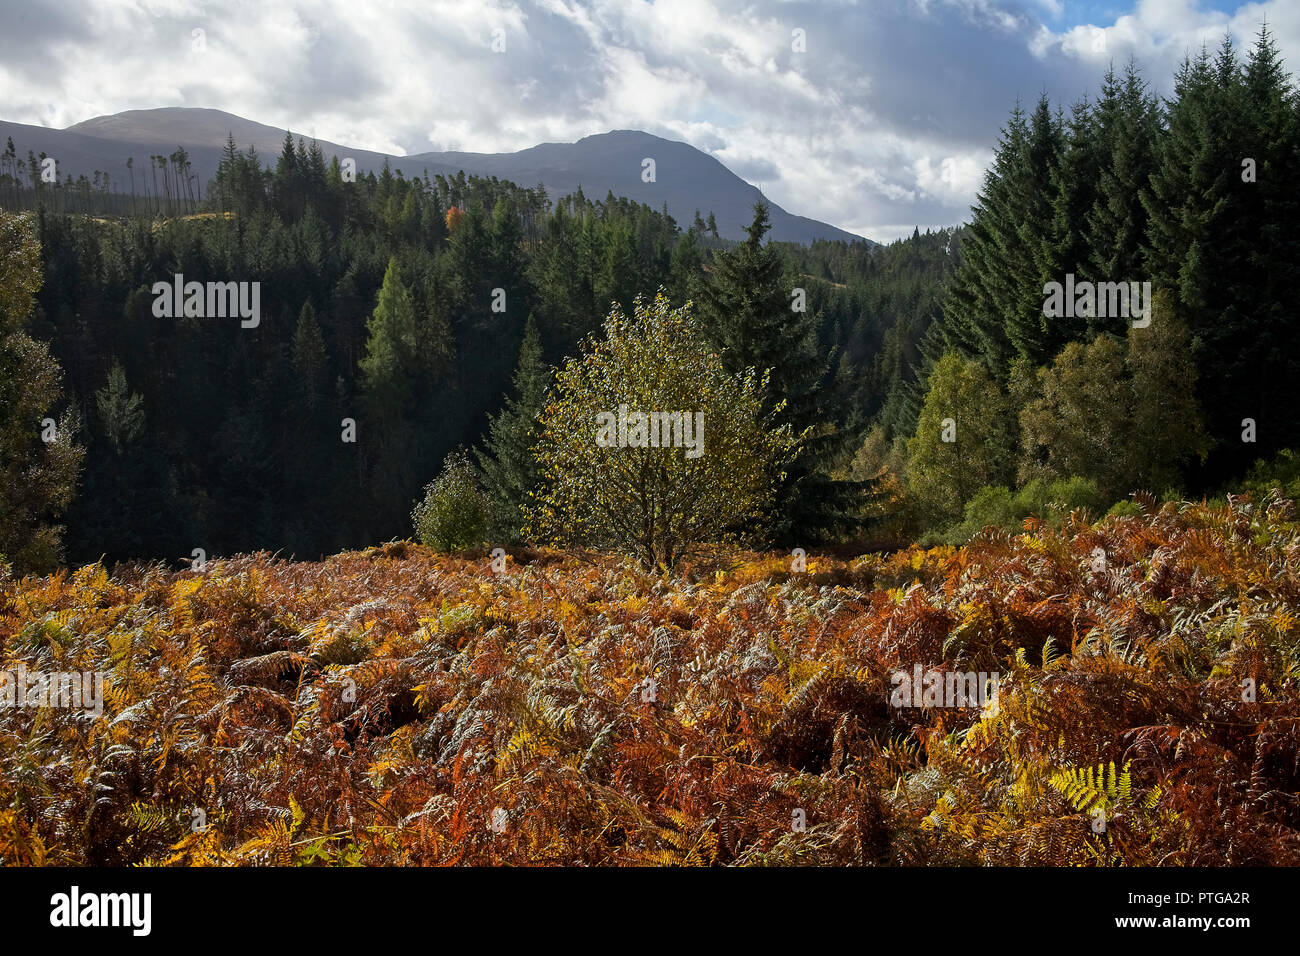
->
1005 95 1065 362
531 201 594 353
359 258 418 397
1086 62 1159 328
216 133 239 212
292 301 329 411
475 315 550 541
940 101 1033 371
1142 52 1212 322
668 225 703 308
274 131 302 222
598 218 639 313
360 258 421 533
411 263 456 382
1141 35 1286 482
695 201 866 542
1036 96 1100 354
696 201 817 415
1234 23 1300 460
95 360 145 454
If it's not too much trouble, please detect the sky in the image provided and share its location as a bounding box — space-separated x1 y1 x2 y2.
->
0 0 1296 242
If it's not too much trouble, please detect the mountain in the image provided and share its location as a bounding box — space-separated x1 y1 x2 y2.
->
0 107 870 245
407 130 868 245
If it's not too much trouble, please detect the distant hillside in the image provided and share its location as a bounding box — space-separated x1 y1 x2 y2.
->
0 107 871 245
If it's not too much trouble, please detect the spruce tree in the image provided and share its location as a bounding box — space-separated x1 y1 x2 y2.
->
95 360 145 454
668 224 703 306
531 201 595 354
360 258 421 534
697 202 818 416
1142 53 1213 319
695 201 865 543
475 315 550 541
1141 35 1284 482
1235 24 1300 458
274 131 302 222
1006 95 1065 362
940 102 1031 371
360 258 418 399
1037 96 1099 354
291 301 329 411
1086 62 1159 331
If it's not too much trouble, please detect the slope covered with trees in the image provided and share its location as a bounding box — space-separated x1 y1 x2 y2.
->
875 26 1300 546
1 136 951 568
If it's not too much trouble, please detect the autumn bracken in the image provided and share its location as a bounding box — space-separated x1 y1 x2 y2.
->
1 493 1297 865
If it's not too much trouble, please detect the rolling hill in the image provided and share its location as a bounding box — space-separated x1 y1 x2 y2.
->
0 107 870 244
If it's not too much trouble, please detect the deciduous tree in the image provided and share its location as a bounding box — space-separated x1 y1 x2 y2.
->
526 292 797 571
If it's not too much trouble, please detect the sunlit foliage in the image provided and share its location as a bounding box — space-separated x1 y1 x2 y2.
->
1 493 1297 865
526 292 798 572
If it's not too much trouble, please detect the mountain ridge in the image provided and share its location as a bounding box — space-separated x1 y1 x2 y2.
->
2 107 871 245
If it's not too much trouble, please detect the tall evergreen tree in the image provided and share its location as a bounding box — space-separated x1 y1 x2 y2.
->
669 225 704 305
1087 62 1159 297
1141 34 1291 482
291 301 329 411
1005 95 1065 363
532 201 597 355
274 131 303 222
1036 96 1100 354
95 360 145 453
696 201 866 542
360 258 418 398
940 102 1032 371
1234 23 1300 460
360 258 421 533
475 315 550 541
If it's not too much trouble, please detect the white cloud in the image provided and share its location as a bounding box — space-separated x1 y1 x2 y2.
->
0 0 1297 241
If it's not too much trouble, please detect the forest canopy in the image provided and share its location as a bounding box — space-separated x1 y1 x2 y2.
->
0 27 1296 571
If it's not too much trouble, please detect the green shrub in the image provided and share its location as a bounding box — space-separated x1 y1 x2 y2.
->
411 450 491 552
1017 477 1107 520
935 476 1111 545
925 486 1013 545
1239 449 1300 502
